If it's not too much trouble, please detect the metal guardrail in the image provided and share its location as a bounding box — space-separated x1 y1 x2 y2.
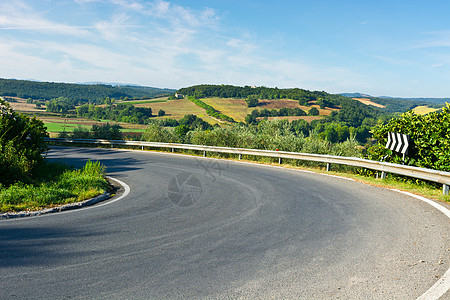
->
45 137 450 195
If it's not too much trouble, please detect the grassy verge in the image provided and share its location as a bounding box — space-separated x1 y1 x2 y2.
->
0 160 110 212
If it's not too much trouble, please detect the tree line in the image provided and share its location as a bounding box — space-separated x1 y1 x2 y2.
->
76 103 153 124
178 84 325 104
0 78 175 102
187 96 235 122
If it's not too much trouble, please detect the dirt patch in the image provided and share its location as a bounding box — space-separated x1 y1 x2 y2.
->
258 99 302 109
7 97 46 113
353 98 386 108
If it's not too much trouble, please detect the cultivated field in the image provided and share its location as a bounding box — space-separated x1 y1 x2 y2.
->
412 105 439 115
133 98 219 124
7 98 148 137
7 96 339 137
7 97 45 113
200 97 335 122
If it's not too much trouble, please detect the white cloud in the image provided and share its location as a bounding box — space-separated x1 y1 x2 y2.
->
145 0 218 28
75 0 102 4
413 30 450 49
0 0 373 93
0 1 90 36
111 0 144 10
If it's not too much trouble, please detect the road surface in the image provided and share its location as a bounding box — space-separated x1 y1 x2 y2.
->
1 147 449 299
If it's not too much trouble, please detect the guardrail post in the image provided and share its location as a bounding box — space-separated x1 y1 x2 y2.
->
43 138 450 192
141 146 144 150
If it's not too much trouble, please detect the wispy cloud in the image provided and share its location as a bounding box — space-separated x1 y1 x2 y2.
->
0 1 90 36
111 0 144 10
0 0 373 93
371 55 416 67
412 30 450 49
145 0 219 28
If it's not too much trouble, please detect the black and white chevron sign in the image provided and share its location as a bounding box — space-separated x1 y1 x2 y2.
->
386 132 410 154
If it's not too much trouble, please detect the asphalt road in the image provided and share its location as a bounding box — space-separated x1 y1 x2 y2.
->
1 147 449 299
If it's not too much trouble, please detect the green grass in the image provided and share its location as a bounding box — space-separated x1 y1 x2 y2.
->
117 128 146 133
0 160 110 212
44 122 91 132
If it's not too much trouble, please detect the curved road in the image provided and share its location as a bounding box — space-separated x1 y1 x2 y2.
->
1 147 449 299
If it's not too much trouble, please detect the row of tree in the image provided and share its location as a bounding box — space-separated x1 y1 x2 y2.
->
59 123 123 140
187 97 235 122
76 104 153 124
178 84 326 104
244 107 307 124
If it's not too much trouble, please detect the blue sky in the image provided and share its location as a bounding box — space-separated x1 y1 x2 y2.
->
1 0 450 97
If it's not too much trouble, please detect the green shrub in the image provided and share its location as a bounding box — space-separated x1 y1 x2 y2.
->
0 99 48 185
369 103 450 171
141 123 180 143
245 95 259 107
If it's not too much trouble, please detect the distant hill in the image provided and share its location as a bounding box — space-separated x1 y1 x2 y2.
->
339 92 448 113
0 78 176 103
377 95 449 104
339 93 372 98
340 92 449 104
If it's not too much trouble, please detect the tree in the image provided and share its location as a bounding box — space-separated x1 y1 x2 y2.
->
308 107 319 116
158 109 166 117
324 127 338 143
71 126 91 139
91 123 122 140
0 99 48 185
245 95 259 107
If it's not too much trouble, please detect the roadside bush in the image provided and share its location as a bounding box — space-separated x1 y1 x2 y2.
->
71 126 91 139
59 123 123 140
141 123 180 143
369 103 450 171
0 99 48 186
91 123 122 140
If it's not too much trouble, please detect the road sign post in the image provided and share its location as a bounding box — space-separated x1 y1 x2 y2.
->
386 132 410 161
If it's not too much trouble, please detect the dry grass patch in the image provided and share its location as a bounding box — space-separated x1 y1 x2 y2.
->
199 98 337 122
7 97 46 113
135 98 219 124
412 105 439 115
353 98 386 108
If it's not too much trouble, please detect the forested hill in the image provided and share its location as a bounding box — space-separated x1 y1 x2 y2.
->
0 78 175 102
177 84 328 103
178 84 377 111
178 84 383 129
